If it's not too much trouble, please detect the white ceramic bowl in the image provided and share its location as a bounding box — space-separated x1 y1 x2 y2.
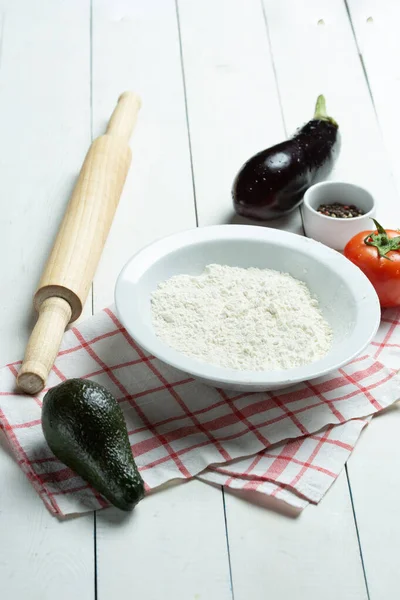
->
302 181 376 251
115 225 380 392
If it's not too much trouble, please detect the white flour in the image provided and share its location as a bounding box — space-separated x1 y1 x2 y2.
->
151 264 333 371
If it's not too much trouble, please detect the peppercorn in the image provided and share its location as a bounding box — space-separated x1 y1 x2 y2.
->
317 202 364 219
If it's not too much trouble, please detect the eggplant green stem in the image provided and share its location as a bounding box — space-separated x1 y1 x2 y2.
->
364 218 400 259
314 94 338 127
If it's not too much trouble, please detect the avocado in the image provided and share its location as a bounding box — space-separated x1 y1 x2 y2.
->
42 378 145 511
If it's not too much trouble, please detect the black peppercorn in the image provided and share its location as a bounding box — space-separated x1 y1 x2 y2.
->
317 202 364 219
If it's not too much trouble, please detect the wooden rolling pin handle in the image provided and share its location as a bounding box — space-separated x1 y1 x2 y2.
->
106 91 142 142
17 297 72 395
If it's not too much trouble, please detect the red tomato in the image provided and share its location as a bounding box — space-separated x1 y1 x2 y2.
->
344 222 400 307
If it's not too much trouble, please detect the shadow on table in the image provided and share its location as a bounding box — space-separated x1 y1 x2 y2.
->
0 429 15 460
201 480 302 518
96 505 137 526
223 486 302 518
95 479 184 526
228 210 304 236
372 402 400 420
94 479 302 526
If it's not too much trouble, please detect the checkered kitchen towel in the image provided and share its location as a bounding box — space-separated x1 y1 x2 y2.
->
0 306 399 517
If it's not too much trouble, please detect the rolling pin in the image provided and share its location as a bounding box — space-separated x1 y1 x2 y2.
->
17 91 141 395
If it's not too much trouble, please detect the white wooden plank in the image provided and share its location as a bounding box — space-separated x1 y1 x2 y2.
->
339 3 400 598
92 2 232 598
97 481 231 600
178 1 367 598
263 0 397 226
0 1 94 598
0 431 95 599
177 0 302 233
263 1 400 598
226 472 366 599
346 407 400 600
92 0 196 310
346 0 400 219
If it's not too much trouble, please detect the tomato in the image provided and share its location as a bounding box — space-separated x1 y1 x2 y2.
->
344 220 400 307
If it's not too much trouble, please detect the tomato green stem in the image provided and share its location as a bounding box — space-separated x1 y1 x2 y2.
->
364 218 400 259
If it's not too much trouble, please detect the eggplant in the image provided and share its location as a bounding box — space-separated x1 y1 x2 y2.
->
232 95 340 220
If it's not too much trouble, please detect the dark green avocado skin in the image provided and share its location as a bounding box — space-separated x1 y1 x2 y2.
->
42 378 145 511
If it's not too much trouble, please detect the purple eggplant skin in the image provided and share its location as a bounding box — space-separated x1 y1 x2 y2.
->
232 95 340 221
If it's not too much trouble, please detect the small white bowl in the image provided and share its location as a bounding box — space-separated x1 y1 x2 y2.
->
302 181 376 251
115 225 380 392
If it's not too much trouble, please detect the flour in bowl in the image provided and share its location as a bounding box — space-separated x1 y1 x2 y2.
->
151 264 333 371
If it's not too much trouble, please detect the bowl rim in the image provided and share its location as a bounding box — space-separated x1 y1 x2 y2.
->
115 224 381 388
303 181 376 222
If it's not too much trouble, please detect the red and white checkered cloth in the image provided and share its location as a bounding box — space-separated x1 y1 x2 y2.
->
0 306 399 517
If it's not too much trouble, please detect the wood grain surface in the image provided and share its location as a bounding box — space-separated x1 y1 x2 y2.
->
1 1 399 598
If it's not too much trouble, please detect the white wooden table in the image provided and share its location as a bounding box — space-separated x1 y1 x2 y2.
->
1 1 400 598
